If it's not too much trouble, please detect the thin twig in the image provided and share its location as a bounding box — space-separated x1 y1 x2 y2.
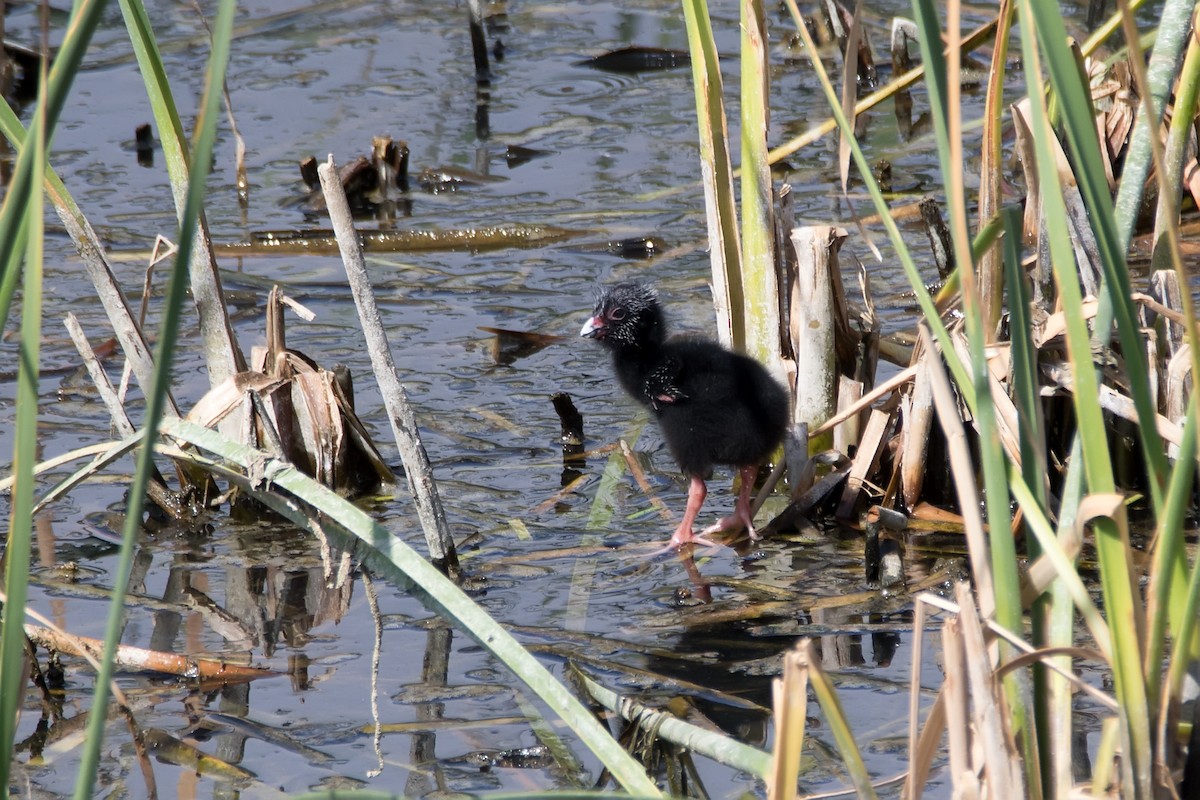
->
619 440 673 522
24 623 276 682
808 364 917 439
64 313 135 437
363 569 385 778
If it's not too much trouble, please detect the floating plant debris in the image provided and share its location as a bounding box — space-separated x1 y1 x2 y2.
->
417 165 507 193
504 144 553 168
216 224 581 255
577 46 691 73
478 327 568 365
568 236 667 260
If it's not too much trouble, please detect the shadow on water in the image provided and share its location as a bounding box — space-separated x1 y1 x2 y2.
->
0 0 1111 796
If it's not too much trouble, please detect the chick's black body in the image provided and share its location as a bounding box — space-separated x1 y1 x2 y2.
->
619 338 787 477
581 283 789 547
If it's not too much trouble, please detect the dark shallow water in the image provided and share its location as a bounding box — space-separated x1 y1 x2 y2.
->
0 0 1117 797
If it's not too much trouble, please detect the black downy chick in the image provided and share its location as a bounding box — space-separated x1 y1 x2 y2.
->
580 282 789 548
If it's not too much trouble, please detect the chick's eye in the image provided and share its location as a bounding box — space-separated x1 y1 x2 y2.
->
609 308 626 321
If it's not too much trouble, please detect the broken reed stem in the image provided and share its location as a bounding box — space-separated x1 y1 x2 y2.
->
467 0 490 84
788 226 841 451
63 314 184 520
550 391 585 466
766 642 807 800
316 155 458 571
954 582 1024 797
900 351 934 508
65 313 135 438
24 623 274 682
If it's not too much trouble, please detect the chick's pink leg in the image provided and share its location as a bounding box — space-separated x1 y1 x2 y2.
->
668 475 709 547
699 465 761 540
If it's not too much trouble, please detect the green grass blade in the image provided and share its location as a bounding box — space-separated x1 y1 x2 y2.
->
1003 206 1046 514
908 0 951 190
1089 0 1189 416
1144 400 1198 709
910 0 1021 606
1129 6 1200 698
0 97 174 422
1009 476 1112 658
0 60 47 792
1012 12 1113 575
577 670 771 776
0 96 31 329
1162 399 1200 722
0 206 30 337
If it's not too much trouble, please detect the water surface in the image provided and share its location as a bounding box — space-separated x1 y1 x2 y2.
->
0 1 1108 796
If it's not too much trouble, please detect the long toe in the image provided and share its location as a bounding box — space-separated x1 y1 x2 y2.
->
642 527 719 556
699 511 755 537
655 533 723 553
667 521 726 549
669 524 701 549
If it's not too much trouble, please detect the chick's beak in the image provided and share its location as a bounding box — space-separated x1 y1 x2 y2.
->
580 316 604 339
